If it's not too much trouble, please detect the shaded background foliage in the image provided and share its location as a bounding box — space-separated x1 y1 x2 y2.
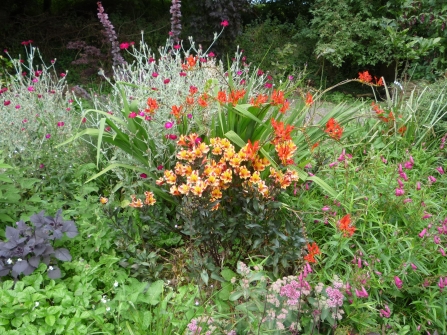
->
0 0 446 88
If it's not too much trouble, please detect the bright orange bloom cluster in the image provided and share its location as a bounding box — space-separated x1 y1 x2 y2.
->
338 214 355 237
303 242 320 263
229 89 246 106
372 102 395 123
250 94 269 107
217 91 227 105
325 118 343 140
270 89 289 113
145 98 158 114
275 140 297 166
271 118 294 145
171 105 183 119
129 191 157 208
358 71 384 86
155 134 298 209
182 55 197 70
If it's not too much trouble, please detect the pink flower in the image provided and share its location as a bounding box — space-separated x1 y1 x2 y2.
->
395 188 405 196
168 134 178 140
288 75 294 81
397 178 404 188
187 113 192 119
22 119 28 123
57 121 65 127
404 161 413 169
35 70 42 77
394 276 403 289
355 286 368 298
208 52 215 57
45 134 51 139
428 175 437 184
257 69 264 76
422 212 432 219
164 78 170 84
39 164 45 169
379 305 391 318
399 172 408 181
15 105 21 109
436 166 444 175
173 44 181 50
329 162 338 168
322 206 330 211
148 57 155 63
140 173 147 178
221 20 229 27
152 72 159 77
82 117 87 123
4 100 11 106
157 165 164 170
434 235 441 244
418 228 427 238
60 73 66 77
179 71 186 77
440 248 446 256
168 31 174 36
411 263 418 270
128 112 137 118
265 83 273 88
27 86 34 92
403 198 412 204
398 164 403 174
416 182 421 190
165 121 173 129
120 42 130 49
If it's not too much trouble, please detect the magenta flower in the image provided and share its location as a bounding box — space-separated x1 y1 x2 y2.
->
397 178 404 188
394 276 403 289
257 69 264 76
120 42 130 49
399 172 408 181
422 212 432 219
398 164 403 174
128 112 137 118
4 100 11 106
436 166 444 175
165 121 174 129
187 113 192 119
168 134 178 140
440 248 446 256
428 175 437 184
164 78 170 84
411 263 418 270
60 73 66 77
152 72 158 78
208 52 215 57
355 286 368 298
434 235 441 244
179 71 186 77
265 83 273 88
45 134 51 139
416 181 421 190
39 164 45 169
379 305 391 318
27 86 34 92
403 198 412 204
288 75 294 81
221 20 229 27
418 228 427 238
140 173 147 179
329 162 338 168
173 44 181 50
157 165 164 170
57 121 64 127
395 188 405 196
322 206 330 211
148 57 155 63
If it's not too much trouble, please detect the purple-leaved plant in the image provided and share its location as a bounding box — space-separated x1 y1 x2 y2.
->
170 0 182 43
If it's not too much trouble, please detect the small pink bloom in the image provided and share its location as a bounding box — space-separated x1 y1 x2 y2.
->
45 134 51 139
411 263 418 270
39 164 45 169
57 121 64 127
379 305 391 318
120 42 130 49
22 119 27 123
165 121 173 129
394 276 403 289
82 117 87 123
381 156 387 164
179 71 187 77
152 72 158 77
397 178 404 188
404 161 413 169
322 206 330 211
60 73 66 77
148 57 155 63
164 78 170 84
418 228 427 238
140 173 147 178
157 165 164 170
4 100 11 106
27 86 34 92
416 181 421 190
428 175 436 184
399 172 408 181
403 198 412 204
128 112 137 118
168 31 174 36
168 134 178 140
265 83 273 88
288 75 294 81
139 111 144 116
32 78 38 83
329 162 338 168
436 166 444 175
422 213 432 219
208 52 215 57
15 105 21 109
398 164 403 173
395 188 405 196
173 44 181 50
440 248 446 256
66 108 71 111
433 235 441 244
187 113 192 119
257 69 264 76
221 20 229 27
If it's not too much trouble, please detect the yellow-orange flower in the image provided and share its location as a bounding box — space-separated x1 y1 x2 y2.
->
156 177 165 186
229 155 242 168
275 140 297 165
217 91 227 104
220 169 232 183
239 166 251 179
253 157 270 171
178 184 190 195
257 181 269 198
164 170 177 184
250 94 269 107
223 148 236 161
174 162 186 176
170 185 180 196
171 105 183 119
187 170 201 184
129 195 144 208
190 180 207 197
207 174 219 187
250 171 262 184
211 187 222 199
144 191 156 206
100 196 108 204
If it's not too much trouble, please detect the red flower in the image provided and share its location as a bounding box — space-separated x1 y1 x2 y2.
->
304 242 320 263
325 118 343 140
338 214 355 237
221 20 229 27
305 92 313 106
271 118 294 144
358 71 372 84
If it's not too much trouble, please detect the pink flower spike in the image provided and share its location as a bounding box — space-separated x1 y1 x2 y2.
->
221 20 229 27
45 134 51 139
422 213 432 219
379 305 391 318
440 248 446 256
399 172 408 181
428 175 436 184
395 188 405 196
322 206 330 211
411 263 417 270
416 181 421 190
397 178 404 188
436 166 444 175
403 198 412 204
418 228 427 238
329 162 338 168
394 276 403 289
398 164 403 173
404 161 413 169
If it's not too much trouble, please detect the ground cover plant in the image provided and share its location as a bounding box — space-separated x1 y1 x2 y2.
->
1 2 447 335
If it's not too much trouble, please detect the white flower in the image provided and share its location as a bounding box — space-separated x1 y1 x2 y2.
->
195 301 199 306
48 266 54 271
35 302 39 307
101 295 107 303
113 280 119 288
6 258 13 264
106 306 111 312
17 258 22 262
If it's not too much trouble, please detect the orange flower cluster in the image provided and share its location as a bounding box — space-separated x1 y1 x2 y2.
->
271 118 294 144
270 89 290 113
229 89 246 106
250 94 269 107
372 102 395 123
129 191 157 208
182 55 197 70
155 133 298 209
303 242 320 263
338 214 355 237
170 105 183 119
358 71 383 86
270 118 297 165
325 118 343 140
305 92 313 106
145 98 158 114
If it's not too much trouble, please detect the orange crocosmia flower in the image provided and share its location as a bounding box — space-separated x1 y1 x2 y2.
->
311 141 320 152
186 55 197 68
305 92 313 106
144 191 156 206
250 94 269 107
303 242 321 263
217 91 227 104
198 95 208 107
338 214 355 237
229 89 246 106
186 96 195 105
145 98 158 114
275 140 297 165
171 105 183 119
398 125 407 135
271 118 294 144
325 118 343 140
243 139 260 162
271 89 285 106
358 71 372 84
279 100 290 114
374 76 384 86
